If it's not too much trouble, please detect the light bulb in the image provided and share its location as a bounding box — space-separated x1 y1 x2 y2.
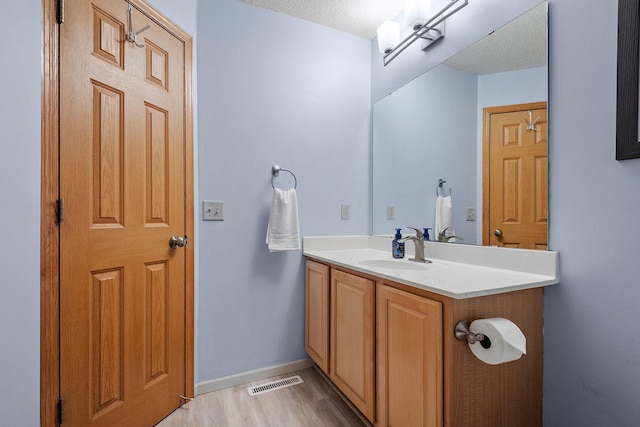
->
377 21 400 54
405 0 432 30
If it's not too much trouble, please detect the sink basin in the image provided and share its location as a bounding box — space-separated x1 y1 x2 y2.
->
357 259 434 271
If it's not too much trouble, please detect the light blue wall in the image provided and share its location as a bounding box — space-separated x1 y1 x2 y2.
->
373 64 477 242
372 0 640 424
545 0 640 424
0 2 41 426
477 67 548 108
196 0 370 381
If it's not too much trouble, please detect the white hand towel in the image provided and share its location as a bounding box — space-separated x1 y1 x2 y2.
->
435 195 455 240
266 188 301 252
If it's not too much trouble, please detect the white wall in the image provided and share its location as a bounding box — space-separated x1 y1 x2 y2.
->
196 0 371 382
0 1 41 425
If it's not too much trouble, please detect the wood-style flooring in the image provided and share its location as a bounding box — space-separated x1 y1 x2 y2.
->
156 366 371 427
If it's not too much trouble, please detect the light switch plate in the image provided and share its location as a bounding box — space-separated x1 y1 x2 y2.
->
341 204 350 220
466 207 476 221
203 201 224 221
386 205 395 220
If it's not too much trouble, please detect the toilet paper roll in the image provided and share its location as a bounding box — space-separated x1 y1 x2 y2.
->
468 318 526 365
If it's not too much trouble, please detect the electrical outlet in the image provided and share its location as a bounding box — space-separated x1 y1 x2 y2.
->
341 203 350 220
386 205 395 220
466 207 476 221
203 201 224 221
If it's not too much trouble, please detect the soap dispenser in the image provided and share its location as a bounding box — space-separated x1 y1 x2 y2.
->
392 228 405 259
423 228 432 242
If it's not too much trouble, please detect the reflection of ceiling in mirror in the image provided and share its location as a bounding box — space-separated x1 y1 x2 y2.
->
444 2 547 75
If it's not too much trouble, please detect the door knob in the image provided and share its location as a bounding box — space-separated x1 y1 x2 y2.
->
494 229 503 237
169 235 188 249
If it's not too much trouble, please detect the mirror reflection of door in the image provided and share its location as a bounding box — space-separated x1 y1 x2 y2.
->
482 102 548 249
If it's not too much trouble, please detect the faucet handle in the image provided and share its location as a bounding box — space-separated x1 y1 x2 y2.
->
407 227 424 238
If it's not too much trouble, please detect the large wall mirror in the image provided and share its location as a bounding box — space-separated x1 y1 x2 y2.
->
373 1 548 249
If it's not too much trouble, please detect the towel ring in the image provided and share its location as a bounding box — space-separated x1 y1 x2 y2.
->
436 179 451 197
271 165 298 189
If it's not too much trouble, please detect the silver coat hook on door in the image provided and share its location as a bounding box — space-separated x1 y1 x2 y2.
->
525 110 540 131
126 3 150 48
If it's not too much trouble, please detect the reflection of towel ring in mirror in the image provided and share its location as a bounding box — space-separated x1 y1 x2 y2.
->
271 165 298 189
436 179 451 197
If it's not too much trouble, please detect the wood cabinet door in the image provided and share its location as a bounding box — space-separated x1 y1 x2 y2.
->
377 284 443 427
330 269 376 423
305 260 330 373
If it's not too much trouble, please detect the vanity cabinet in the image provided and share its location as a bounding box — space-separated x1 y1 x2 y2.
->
305 260 330 373
377 284 443 427
329 269 376 422
305 259 544 427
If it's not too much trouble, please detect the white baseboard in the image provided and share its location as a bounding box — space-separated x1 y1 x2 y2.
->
195 358 314 396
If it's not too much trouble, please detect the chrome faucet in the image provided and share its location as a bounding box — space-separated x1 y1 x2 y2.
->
405 227 431 263
437 226 463 243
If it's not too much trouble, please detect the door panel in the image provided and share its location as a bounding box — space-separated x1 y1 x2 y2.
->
377 285 443 427
59 1 189 425
305 260 330 373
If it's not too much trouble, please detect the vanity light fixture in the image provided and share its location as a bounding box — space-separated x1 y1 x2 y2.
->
377 0 469 66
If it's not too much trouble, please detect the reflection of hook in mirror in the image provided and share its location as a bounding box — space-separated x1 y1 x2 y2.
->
436 179 452 197
126 3 150 48
526 110 541 131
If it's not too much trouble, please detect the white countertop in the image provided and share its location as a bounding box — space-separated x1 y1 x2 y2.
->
303 236 559 299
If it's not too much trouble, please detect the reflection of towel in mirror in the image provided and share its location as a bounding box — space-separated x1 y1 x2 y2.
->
435 195 455 241
266 188 301 252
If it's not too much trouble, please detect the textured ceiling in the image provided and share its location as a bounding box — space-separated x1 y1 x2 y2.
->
240 0 406 40
444 2 547 75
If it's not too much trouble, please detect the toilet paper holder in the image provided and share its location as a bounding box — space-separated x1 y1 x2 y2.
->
454 320 490 346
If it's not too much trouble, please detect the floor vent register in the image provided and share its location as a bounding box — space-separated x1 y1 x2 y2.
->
247 375 304 396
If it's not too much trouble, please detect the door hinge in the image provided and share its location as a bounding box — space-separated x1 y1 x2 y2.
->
58 398 65 424
57 198 65 225
57 0 64 24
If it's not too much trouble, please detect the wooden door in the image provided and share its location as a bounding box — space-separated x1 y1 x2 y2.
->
58 1 192 425
330 269 376 423
483 102 548 249
376 284 443 427
305 260 330 373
